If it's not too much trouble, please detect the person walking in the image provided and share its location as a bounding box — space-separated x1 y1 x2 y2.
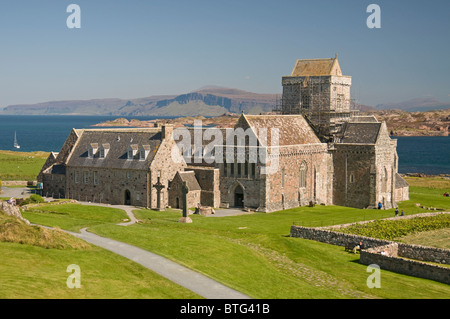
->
395 207 399 217
378 202 382 210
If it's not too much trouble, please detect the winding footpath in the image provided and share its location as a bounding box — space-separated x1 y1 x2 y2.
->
69 202 251 299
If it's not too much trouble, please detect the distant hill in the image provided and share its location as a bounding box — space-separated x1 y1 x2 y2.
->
1 87 280 117
376 97 450 112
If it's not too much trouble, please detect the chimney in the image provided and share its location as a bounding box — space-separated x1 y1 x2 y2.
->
162 124 174 140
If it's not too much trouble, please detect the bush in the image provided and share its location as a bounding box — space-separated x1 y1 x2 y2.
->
19 194 45 206
29 194 44 203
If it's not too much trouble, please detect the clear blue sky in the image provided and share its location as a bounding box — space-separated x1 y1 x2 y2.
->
0 0 449 107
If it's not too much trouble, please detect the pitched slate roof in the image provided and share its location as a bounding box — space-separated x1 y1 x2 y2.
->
67 128 162 170
43 163 66 175
395 173 409 189
177 171 201 191
339 122 382 144
290 57 342 77
241 114 321 146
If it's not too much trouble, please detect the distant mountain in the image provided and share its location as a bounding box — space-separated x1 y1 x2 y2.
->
1 87 280 116
376 97 450 112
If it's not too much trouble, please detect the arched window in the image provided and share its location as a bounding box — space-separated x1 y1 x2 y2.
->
299 162 307 188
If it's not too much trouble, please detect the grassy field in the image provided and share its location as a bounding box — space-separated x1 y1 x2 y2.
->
0 209 200 299
0 150 49 181
19 179 450 299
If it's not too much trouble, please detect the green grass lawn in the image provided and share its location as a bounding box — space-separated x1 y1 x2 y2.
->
0 150 49 181
0 210 200 299
10 177 450 299
23 203 129 232
0 242 201 299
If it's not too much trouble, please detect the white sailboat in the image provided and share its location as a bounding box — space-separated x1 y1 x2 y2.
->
14 131 20 149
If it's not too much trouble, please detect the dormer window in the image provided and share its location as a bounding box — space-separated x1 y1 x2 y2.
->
139 145 150 160
99 143 110 159
127 144 138 160
89 143 98 159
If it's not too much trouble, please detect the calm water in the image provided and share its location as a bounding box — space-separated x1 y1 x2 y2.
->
0 115 448 175
0 115 168 153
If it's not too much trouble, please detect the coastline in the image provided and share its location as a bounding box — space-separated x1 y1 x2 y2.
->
93 112 450 137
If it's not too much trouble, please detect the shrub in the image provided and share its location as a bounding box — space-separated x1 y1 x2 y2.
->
19 194 45 206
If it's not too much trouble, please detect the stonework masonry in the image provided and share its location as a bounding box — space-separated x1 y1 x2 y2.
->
290 214 450 285
39 56 409 214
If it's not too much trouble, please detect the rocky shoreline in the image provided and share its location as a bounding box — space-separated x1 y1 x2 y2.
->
93 109 449 137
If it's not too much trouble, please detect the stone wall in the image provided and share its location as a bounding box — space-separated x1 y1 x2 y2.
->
65 167 148 207
332 144 376 208
290 223 450 285
186 167 220 208
42 173 66 199
398 243 450 264
290 225 392 249
360 243 450 285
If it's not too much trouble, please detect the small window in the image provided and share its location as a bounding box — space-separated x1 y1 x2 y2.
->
128 150 133 160
75 171 79 184
84 172 89 184
350 174 355 183
100 148 105 158
93 171 98 185
251 163 256 178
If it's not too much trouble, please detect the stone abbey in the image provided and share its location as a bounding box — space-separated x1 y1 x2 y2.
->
38 56 409 212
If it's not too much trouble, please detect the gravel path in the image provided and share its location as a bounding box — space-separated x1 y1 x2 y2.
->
67 227 251 299
66 201 251 299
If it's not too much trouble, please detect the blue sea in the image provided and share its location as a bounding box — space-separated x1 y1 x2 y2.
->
0 115 449 175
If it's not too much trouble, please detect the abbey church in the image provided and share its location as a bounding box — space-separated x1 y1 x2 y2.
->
38 56 409 212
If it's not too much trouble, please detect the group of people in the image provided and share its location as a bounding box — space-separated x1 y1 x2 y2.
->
6 197 16 206
394 207 405 217
443 192 449 197
378 201 405 217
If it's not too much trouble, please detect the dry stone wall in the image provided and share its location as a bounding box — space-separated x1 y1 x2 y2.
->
290 223 450 285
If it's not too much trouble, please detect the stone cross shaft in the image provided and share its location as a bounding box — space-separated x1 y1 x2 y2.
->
153 176 165 211
181 180 189 218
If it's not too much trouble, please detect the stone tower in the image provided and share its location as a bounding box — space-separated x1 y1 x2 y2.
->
281 55 355 140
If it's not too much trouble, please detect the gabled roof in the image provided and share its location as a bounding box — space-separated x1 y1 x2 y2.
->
176 171 201 191
238 114 321 146
339 122 382 144
43 163 66 175
395 173 409 189
67 128 162 170
290 57 342 77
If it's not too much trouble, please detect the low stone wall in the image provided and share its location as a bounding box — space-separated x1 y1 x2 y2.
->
398 243 450 264
289 225 393 249
2 181 36 186
290 224 450 285
360 243 450 285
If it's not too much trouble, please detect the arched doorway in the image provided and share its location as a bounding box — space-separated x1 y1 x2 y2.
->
124 189 131 205
234 185 244 207
175 197 180 209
